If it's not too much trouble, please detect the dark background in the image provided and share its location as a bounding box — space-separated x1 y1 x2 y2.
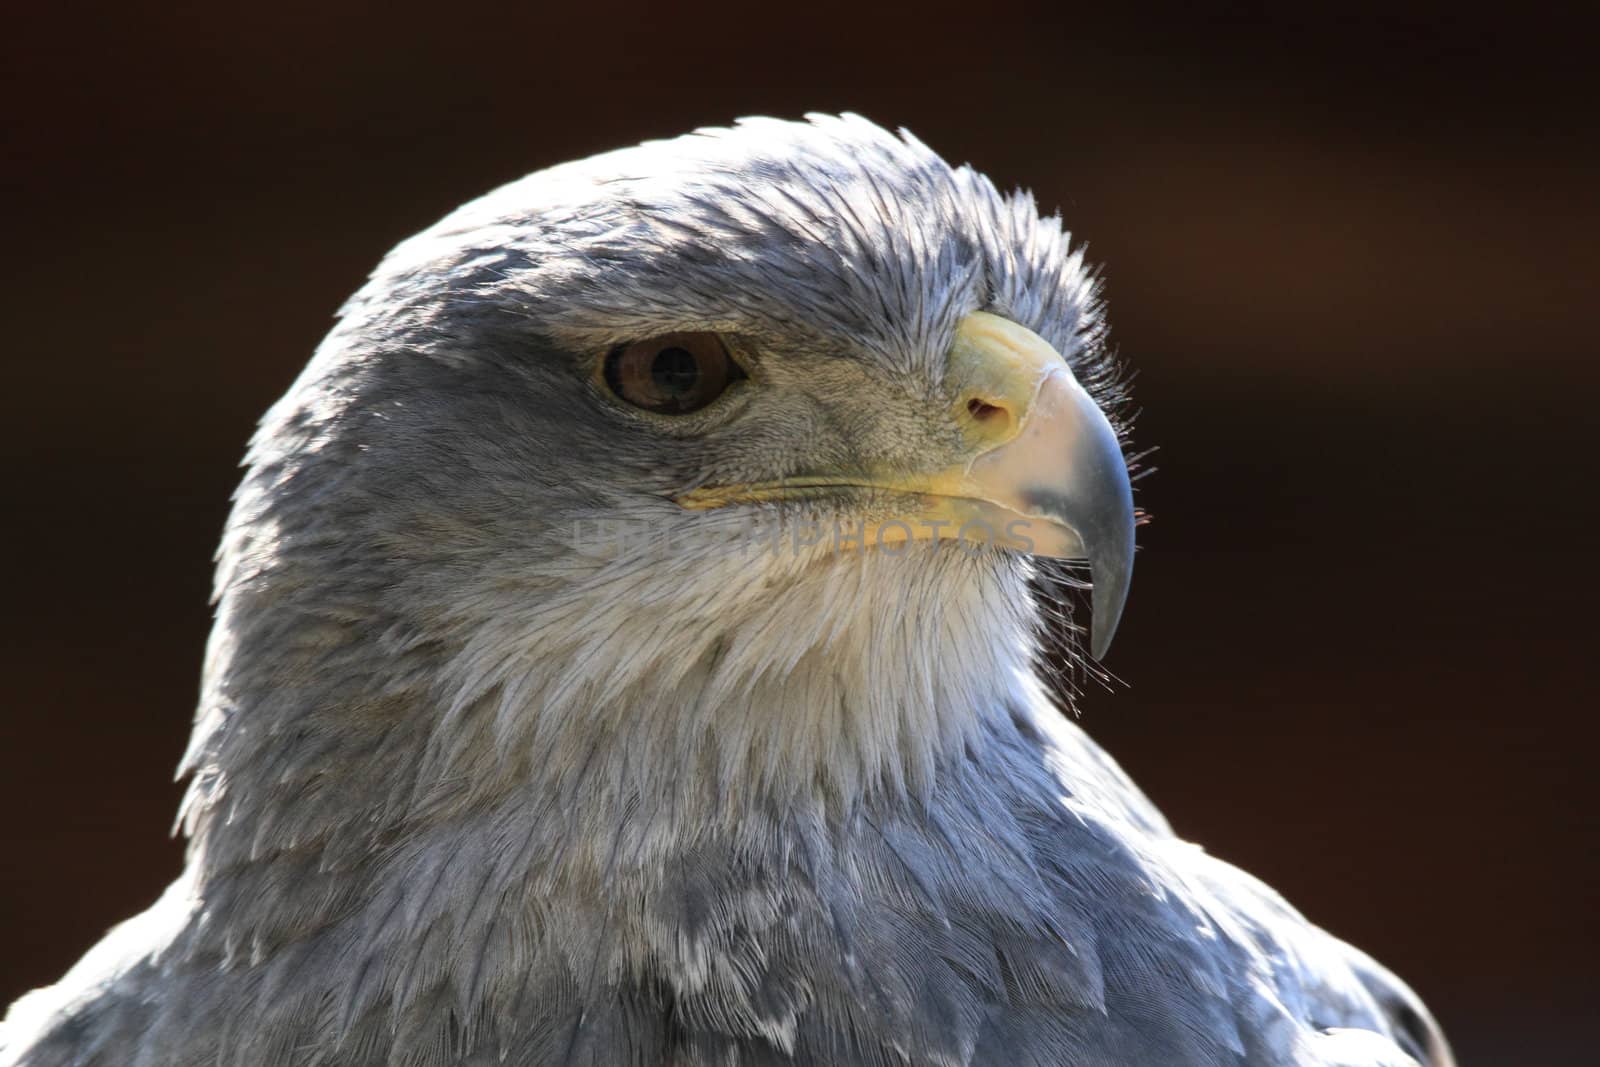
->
2 3 1594 1063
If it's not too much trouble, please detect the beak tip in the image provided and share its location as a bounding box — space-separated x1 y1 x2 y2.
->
1087 545 1133 662
1088 607 1120 662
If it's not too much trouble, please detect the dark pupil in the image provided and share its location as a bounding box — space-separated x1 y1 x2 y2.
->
650 346 700 397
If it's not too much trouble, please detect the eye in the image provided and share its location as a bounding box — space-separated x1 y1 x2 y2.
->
601 332 745 415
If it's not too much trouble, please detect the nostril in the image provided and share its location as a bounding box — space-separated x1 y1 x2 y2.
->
967 397 1006 421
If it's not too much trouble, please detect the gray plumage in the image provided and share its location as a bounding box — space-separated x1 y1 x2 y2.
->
1 114 1451 1067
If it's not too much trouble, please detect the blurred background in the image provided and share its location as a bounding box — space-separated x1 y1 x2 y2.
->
2 3 1594 1062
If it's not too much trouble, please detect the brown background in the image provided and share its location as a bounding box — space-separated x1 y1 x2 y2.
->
2 3 1594 1063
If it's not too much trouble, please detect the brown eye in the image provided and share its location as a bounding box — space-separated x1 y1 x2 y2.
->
602 332 744 415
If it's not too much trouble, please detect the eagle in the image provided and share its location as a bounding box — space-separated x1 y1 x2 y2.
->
1 114 1452 1067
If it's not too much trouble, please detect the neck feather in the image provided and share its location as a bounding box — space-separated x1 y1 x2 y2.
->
179 543 1044 900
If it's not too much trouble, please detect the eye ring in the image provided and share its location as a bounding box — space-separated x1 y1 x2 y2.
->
600 332 745 415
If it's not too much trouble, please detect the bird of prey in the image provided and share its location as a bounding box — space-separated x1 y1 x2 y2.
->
1 114 1452 1067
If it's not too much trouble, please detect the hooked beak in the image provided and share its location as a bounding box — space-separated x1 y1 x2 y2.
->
677 312 1136 659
